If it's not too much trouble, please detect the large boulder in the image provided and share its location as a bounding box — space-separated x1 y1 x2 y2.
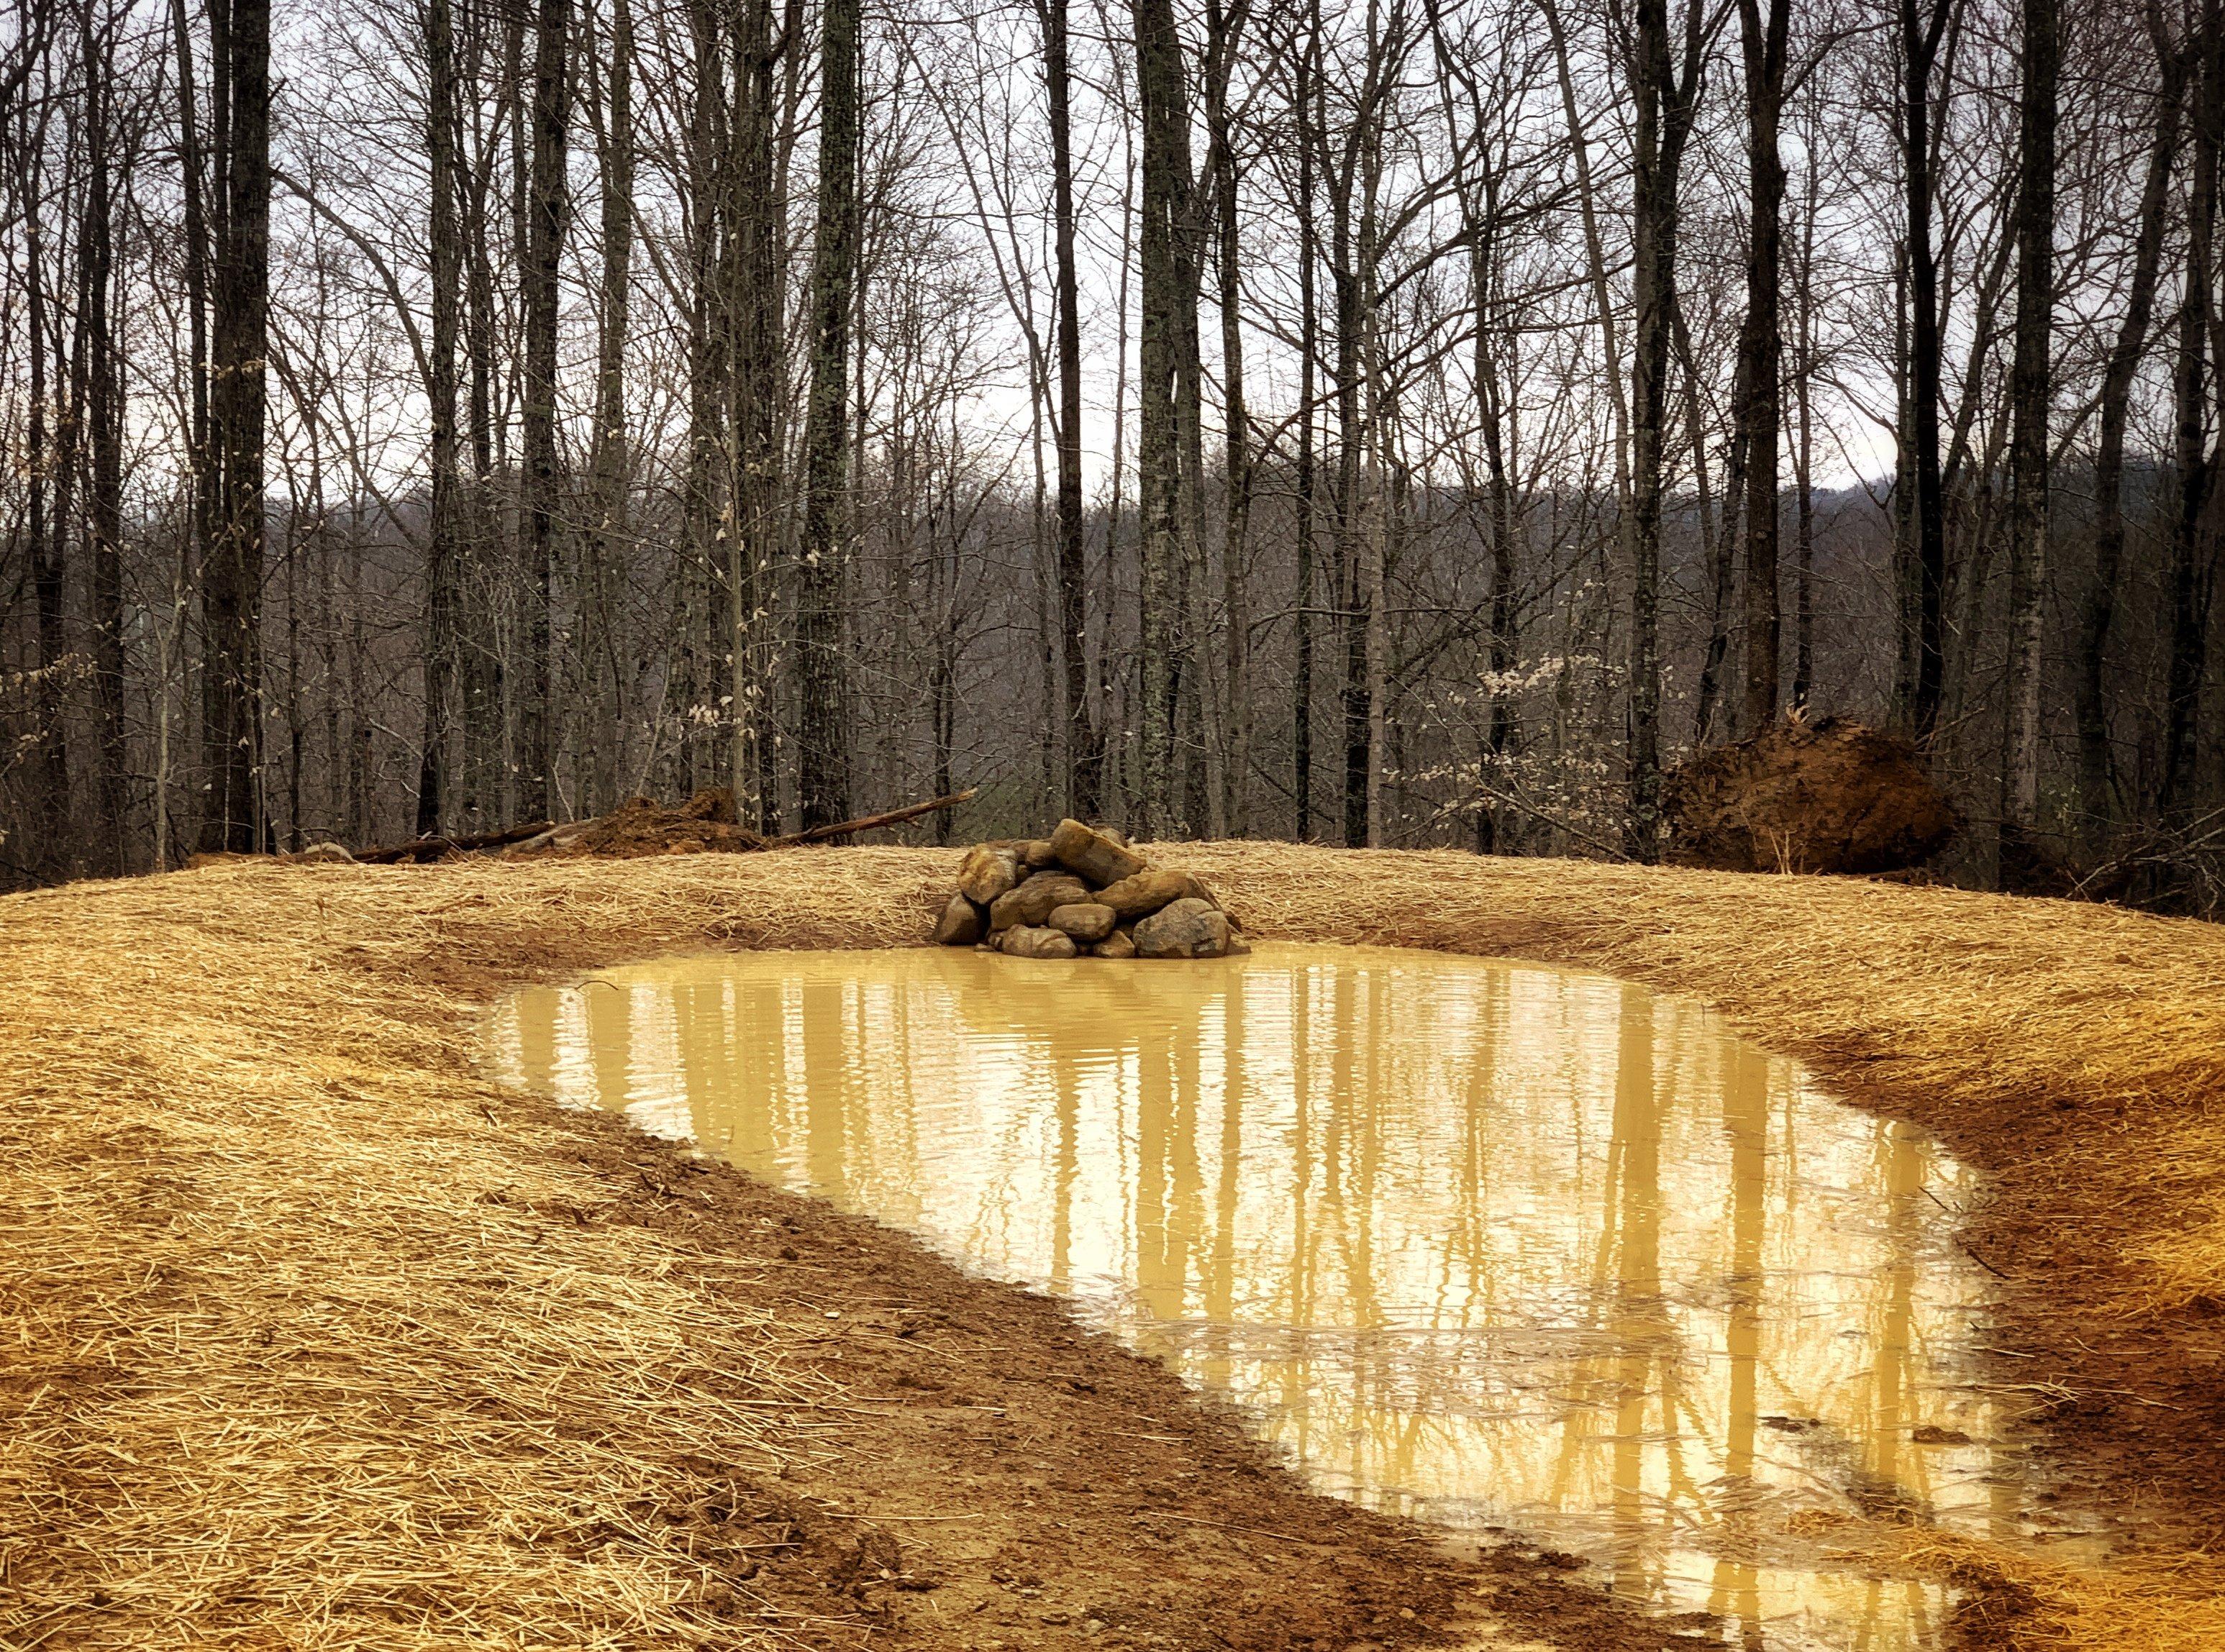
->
1094 867 1205 920
1001 925 1079 959
1047 902 1118 943
1663 717 1958 875
1134 897 1233 959
957 844 1021 905
989 871 1092 931
1050 818 1147 887
931 893 984 946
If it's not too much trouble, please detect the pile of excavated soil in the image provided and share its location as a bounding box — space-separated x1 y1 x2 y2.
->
1662 716 1958 874
7 842 2225 1650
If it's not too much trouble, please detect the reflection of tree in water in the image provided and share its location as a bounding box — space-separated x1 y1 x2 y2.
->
496 944 2001 1648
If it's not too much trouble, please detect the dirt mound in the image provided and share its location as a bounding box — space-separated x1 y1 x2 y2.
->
1662 716 1957 875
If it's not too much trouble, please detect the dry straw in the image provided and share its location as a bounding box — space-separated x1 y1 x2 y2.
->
6 841 2224 1648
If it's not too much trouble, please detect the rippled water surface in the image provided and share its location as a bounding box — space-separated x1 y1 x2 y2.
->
493 942 2053 1650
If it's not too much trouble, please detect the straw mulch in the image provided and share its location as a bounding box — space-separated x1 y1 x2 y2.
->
0 854 937 1649
6 841 2225 1648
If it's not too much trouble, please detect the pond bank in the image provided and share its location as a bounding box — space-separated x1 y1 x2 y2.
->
4 843 2221 1649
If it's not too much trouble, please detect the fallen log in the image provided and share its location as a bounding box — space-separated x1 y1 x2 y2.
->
357 819 556 865
768 788 978 848
351 788 975 866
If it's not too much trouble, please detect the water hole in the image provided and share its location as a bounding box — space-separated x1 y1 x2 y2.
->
492 942 2080 1650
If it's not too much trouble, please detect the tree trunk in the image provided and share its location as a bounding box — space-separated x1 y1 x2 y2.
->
1623 0 1702 860
84 4 127 871
1691 316 1750 748
580 0 632 817
18 70 68 877
417 0 465 837
2164 3 2221 821
1426 11 1518 852
2001 0 2057 872
1132 0 1196 838
2080 13 2187 826
458 1 504 830
1903 0 1952 747
1791 144 1819 711
1736 0 1788 738
730 0 782 829
1293 17 1319 842
518 0 572 821
1206 0 1250 836
1042 0 1096 820
202 0 272 854
796 0 860 828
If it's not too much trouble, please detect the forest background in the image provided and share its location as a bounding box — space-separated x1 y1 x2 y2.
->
3 0 2221 910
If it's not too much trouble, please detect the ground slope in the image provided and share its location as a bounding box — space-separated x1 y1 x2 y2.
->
4 844 2222 1650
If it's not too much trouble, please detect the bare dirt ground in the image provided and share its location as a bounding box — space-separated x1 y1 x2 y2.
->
7 841 2225 1649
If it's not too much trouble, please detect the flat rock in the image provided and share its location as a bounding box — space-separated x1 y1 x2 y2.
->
1134 897 1232 959
957 844 1022 905
1047 902 1117 944
1050 818 1147 887
1001 925 1079 959
989 871 1092 931
931 892 984 946
1094 867 1203 920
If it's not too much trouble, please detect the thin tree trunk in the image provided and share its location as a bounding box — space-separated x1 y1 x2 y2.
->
458 1 502 829
583 0 632 817
1293 15 1319 842
2080 12 2187 825
19 70 68 875
81 0 126 870
730 0 781 828
1904 0 1952 746
2164 2 2221 820
2001 0 2057 873
1206 0 1250 836
1042 0 1096 819
1791 149 1819 711
1426 9 1519 852
1624 0 1703 859
417 0 465 836
1736 0 1788 737
1691 314 1749 747
1132 0 1196 837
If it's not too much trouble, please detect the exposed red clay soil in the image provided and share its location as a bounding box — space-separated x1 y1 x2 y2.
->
1662 717 1958 874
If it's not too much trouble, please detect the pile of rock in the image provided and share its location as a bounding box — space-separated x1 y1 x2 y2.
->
929 819 1245 960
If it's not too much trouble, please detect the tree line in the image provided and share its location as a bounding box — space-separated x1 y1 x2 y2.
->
1 0 2221 907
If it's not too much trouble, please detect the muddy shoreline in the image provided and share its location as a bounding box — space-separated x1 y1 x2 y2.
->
524 1087 1691 1651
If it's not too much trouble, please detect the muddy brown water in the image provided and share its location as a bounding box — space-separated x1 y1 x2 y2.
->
492 942 2080 1651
